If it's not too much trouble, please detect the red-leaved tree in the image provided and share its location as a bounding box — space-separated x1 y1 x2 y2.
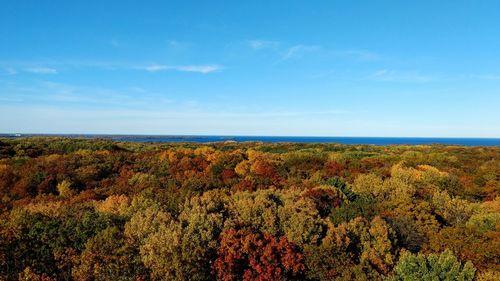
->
213 229 305 281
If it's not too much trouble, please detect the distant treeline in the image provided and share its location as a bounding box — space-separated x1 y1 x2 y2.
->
0 138 498 280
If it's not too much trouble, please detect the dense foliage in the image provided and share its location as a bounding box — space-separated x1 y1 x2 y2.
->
0 137 499 280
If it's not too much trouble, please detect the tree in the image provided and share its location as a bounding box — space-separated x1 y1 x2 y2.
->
302 185 345 217
140 222 183 280
304 221 355 280
357 216 397 274
139 190 229 281
387 250 476 281
95 194 130 216
226 189 282 236
18 267 56 281
124 205 173 244
324 160 346 178
281 151 327 179
465 197 500 233
427 226 499 271
213 229 305 281
352 173 385 197
431 191 477 226
72 226 147 281
56 180 75 198
278 195 326 247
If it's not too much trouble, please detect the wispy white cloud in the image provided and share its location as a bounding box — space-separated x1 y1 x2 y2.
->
1 60 222 74
26 67 57 74
175 65 221 73
245 40 381 63
244 40 383 67
282 45 321 60
139 64 221 73
248 40 280 50
141 64 170 72
369 69 436 83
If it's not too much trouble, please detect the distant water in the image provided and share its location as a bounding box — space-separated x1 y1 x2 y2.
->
2 134 499 146
109 136 500 146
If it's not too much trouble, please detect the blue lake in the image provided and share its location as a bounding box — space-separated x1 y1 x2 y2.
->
6 135 497 146
2 134 500 146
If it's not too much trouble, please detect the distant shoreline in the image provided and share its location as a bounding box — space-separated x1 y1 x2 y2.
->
1 134 499 146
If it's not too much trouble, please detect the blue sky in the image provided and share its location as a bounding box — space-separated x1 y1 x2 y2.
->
1 0 499 137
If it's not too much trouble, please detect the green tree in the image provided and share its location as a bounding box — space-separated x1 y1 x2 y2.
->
387 250 476 281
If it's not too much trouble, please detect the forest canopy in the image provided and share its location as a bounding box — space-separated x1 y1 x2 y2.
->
0 137 498 280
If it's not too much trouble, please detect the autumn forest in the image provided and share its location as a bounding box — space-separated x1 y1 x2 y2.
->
0 138 499 281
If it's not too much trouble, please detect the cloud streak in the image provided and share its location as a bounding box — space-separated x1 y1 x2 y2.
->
248 40 280 50
282 45 321 60
248 41 380 62
25 67 57 74
139 64 221 73
1 61 222 74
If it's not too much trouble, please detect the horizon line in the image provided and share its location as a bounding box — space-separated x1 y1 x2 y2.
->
1 133 499 139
